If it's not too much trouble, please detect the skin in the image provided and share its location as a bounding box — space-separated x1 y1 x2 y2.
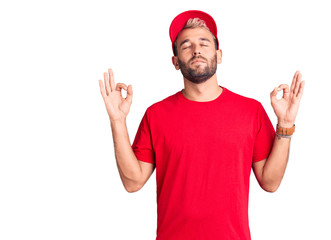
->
99 69 132 122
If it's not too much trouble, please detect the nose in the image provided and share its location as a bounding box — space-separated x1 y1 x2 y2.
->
192 44 201 56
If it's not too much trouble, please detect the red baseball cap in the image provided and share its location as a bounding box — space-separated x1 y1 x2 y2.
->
169 10 219 55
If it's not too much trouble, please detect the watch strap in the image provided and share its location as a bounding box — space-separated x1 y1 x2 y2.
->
276 123 295 135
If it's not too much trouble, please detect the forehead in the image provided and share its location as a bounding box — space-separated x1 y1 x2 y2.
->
176 27 215 43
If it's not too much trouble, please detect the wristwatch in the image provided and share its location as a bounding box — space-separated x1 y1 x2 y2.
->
276 124 295 136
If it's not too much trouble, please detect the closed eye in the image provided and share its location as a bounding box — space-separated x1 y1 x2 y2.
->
200 38 211 47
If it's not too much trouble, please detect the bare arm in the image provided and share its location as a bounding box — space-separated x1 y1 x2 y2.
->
111 119 155 192
253 71 305 192
99 68 154 193
252 133 291 192
110 118 143 192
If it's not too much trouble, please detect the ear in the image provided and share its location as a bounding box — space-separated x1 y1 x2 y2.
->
216 49 222 64
172 56 180 70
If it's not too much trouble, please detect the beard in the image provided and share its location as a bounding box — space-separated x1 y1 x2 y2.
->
178 53 217 84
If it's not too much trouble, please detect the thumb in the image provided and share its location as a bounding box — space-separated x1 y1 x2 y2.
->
125 84 133 103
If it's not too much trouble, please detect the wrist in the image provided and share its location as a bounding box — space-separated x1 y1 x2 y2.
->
110 117 126 125
276 122 295 137
277 120 294 128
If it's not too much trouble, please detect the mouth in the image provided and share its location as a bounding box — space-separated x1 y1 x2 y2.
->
191 60 206 65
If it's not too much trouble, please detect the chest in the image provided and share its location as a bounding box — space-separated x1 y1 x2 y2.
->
152 107 255 153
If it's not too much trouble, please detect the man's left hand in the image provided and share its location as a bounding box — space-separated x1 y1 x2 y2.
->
270 70 305 128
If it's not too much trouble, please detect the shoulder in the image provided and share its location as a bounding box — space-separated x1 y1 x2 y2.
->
146 91 180 114
224 87 261 110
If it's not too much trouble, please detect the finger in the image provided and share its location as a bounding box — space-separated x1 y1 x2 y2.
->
296 80 305 100
125 84 133 103
290 71 299 94
99 80 106 98
291 71 300 95
109 68 115 92
294 72 302 96
104 72 110 96
278 84 290 100
115 83 128 91
270 87 278 103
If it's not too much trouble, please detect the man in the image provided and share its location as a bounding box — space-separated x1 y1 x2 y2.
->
99 10 305 240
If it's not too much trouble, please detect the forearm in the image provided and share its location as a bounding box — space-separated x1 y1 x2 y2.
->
110 118 142 191
262 131 291 192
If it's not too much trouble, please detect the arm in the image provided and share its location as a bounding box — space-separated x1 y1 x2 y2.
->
253 71 305 192
252 124 291 192
99 68 154 193
110 119 144 192
111 119 155 193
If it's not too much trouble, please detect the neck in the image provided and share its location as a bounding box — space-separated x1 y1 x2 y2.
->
182 74 223 102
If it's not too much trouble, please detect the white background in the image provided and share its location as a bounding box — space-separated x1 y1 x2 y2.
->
0 0 330 239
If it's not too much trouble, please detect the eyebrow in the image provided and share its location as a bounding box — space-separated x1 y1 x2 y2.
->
200 38 211 43
179 38 211 48
179 39 190 48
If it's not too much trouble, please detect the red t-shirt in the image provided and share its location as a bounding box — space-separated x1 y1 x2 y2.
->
132 86 275 240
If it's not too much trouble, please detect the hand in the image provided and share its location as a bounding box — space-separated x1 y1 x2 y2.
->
270 70 305 128
99 68 133 122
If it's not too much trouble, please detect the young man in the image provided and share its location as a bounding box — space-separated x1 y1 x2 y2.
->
99 10 305 240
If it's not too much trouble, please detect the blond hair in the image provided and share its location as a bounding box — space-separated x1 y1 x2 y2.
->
173 18 218 56
183 18 211 31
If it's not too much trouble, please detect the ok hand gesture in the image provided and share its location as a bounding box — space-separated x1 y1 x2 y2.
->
270 70 305 128
99 68 133 122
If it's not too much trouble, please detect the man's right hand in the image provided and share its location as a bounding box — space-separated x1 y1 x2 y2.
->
99 68 133 122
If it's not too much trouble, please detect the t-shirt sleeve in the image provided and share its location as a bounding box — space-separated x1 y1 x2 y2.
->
252 102 276 163
131 108 155 164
